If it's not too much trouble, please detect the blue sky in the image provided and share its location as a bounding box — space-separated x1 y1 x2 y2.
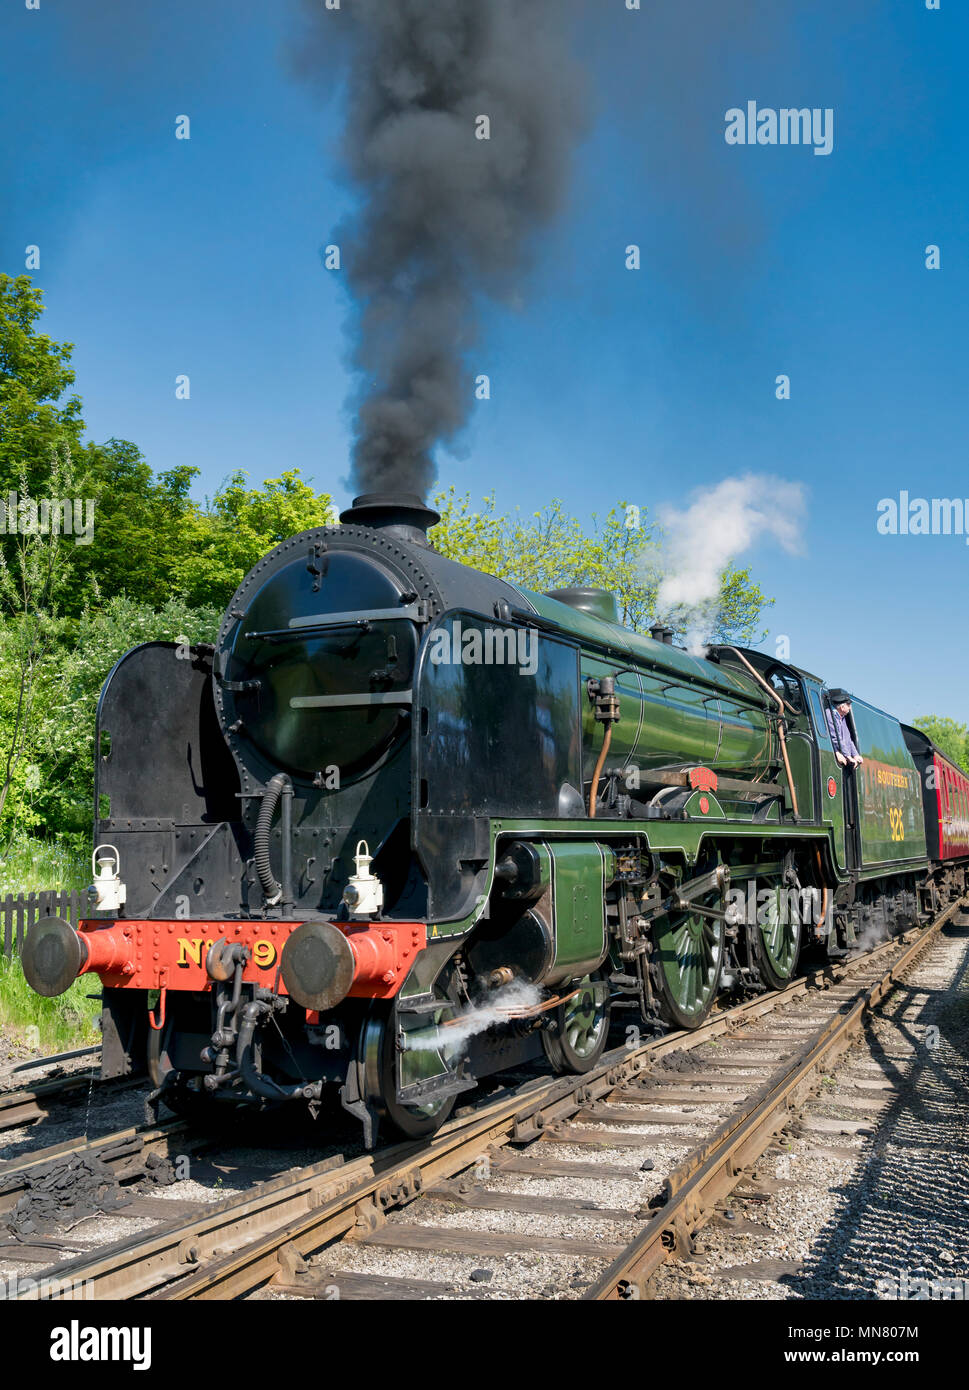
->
1 0 966 724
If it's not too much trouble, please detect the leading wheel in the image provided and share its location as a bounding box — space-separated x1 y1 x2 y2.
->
362 994 461 1141
750 876 802 991
542 973 611 1074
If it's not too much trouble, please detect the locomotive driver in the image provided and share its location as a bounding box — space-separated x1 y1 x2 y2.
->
826 690 864 769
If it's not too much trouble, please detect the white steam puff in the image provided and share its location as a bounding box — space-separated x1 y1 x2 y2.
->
402 978 542 1052
651 473 806 654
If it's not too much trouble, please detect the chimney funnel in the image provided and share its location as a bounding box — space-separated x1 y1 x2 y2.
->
339 492 440 548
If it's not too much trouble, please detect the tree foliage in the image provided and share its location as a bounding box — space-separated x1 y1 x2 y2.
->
0 275 84 498
0 277 336 845
0 446 78 826
65 441 199 613
430 488 773 644
912 716 969 774
67 448 334 616
171 469 334 609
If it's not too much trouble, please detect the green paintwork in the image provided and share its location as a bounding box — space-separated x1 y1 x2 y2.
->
804 678 848 870
559 975 610 1060
414 609 931 965
575 652 774 785
493 815 828 863
509 587 778 784
757 881 800 979
397 999 459 1092
850 699 928 867
542 840 607 984
783 726 816 821
653 886 724 1022
514 587 757 698
683 788 726 820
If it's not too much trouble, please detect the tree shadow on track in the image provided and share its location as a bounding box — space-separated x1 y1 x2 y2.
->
781 917 969 1300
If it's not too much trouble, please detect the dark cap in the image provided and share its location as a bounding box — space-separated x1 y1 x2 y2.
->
828 688 852 705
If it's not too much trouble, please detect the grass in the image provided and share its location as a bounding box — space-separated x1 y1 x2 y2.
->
0 832 90 895
0 950 101 1054
0 832 97 1055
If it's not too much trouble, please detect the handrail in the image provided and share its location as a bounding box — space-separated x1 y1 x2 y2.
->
726 647 800 819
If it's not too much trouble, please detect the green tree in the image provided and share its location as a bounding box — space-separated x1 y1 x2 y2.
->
0 275 84 497
430 489 772 644
684 562 775 647
65 454 333 615
912 716 969 773
171 469 335 609
0 447 77 827
65 439 198 614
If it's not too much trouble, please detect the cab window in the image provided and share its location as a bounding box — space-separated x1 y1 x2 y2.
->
809 691 832 747
767 667 804 714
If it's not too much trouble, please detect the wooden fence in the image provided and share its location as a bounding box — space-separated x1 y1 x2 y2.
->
0 891 85 957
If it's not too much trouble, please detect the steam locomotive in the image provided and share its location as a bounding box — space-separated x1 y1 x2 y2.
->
21 494 969 1145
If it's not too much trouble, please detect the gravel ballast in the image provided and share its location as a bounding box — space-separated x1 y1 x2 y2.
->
650 918 969 1300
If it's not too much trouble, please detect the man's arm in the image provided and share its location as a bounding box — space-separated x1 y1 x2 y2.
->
836 710 862 762
826 708 850 766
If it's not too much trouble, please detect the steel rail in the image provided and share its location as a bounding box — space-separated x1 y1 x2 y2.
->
151 948 911 1300
16 1015 775 1300
0 1073 97 1132
26 1069 611 1301
5 1045 101 1078
0 1069 146 1133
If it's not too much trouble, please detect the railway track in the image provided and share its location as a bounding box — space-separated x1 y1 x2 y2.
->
0 1058 104 1134
1 1044 101 1083
0 1047 159 1144
11 897 965 1302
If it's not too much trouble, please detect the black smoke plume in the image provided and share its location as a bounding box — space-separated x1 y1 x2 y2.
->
298 0 587 498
